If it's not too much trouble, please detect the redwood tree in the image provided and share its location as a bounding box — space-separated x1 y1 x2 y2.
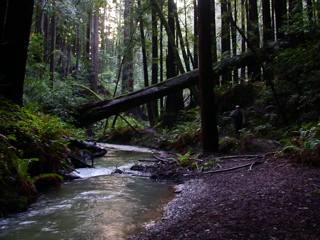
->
198 0 219 152
0 0 35 106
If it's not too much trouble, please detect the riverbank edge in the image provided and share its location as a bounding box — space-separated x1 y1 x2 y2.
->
130 156 320 239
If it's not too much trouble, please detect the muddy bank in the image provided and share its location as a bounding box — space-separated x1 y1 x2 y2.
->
131 158 320 239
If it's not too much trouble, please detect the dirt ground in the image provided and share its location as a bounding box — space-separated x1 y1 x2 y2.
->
130 156 320 240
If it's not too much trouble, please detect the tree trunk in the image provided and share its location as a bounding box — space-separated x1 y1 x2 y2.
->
0 0 35 106
262 0 273 45
240 0 246 82
91 12 99 93
221 0 232 84
275 0 287 40
122 0 134 94
151 3 159 122
198 0 219 152
164 0 184 128
73 46 277 127
50 13 56 88
247 0 261 81
231 0 238 83
210 0 217 63
193 0 198 69
138 0 156 126
86 17 91 62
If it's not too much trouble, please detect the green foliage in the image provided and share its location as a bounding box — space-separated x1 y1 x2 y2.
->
170 151 200 169
155 108 201 151
0 100 84 181
280 121 320 166
0 99 85 215
25 33 95 121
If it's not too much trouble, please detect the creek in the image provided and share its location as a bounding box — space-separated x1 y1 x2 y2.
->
0 144 175 240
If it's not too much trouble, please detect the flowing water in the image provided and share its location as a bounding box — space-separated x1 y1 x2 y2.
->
0 144 175 240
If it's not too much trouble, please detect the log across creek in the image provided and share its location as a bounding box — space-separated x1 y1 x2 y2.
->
73 46 277 127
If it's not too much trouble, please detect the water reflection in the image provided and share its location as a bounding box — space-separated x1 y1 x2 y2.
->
0 144 175 240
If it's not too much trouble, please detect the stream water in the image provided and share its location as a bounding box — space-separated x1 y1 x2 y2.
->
0 144 175 240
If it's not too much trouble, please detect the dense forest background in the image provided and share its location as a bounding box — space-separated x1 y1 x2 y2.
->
1 0 320 216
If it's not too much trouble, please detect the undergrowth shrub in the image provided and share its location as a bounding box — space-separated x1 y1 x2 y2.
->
0 100 84 216
280 121 320 166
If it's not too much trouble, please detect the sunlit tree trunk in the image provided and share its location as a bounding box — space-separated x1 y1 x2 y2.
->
198 0 219 152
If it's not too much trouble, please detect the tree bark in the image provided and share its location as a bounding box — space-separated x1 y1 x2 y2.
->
73 46 276 127
92 12 99 93
221 0 231 84
151 4 159 121
0 0 35 106
164 0 184 128
247 0 261 81
138 0 156 126
262 0 273 45
122 0 134 94
50 13 56 88
198 0 219 152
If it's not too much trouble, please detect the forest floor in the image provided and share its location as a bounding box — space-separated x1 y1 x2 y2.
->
130 155 320 240
121 129 320 240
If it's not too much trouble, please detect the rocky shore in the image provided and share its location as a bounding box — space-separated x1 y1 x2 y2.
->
131 157 320 239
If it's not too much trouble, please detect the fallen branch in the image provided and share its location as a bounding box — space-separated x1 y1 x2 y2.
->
217 155 263 160
152 154 172 163
138 159 160 162
204 162 262 174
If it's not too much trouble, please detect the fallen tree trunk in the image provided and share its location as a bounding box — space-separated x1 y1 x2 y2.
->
73 47 276 127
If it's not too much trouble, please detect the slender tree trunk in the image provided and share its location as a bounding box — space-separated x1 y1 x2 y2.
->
35 0 44 33
86 17 91 62
164 0 184 128
138 0 156 126
0 0 34 106
210 0 217 63
43 13 49 59
221 0 231 84
231 0 238 83
193 0 198 69
240 0 246 82
50 13 56 88
262 0 273 45
160 11 164 110
92 12 99 93
198 0 219 152
151 3 159 120
173 4 190 72
247 0 261 81
122 0 134 94
275 0 287 40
